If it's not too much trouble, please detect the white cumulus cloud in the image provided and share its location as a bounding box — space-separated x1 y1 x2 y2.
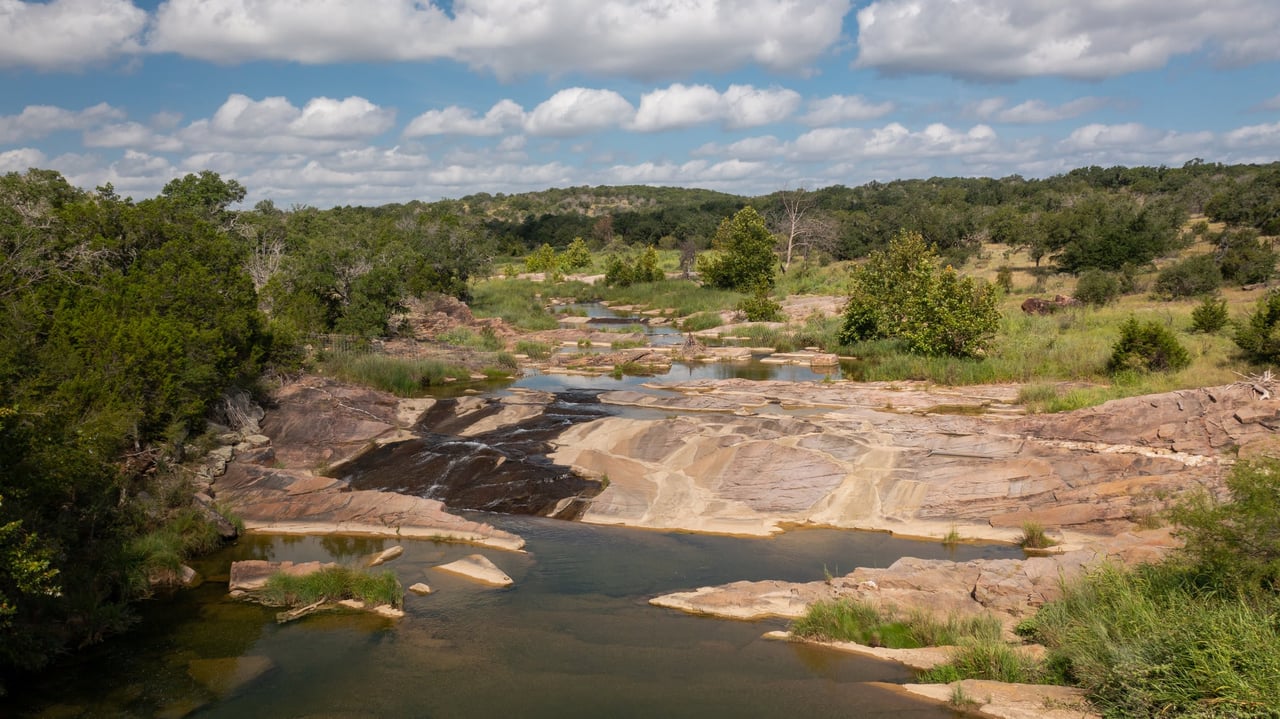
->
523 88 634 137
854 0 1280 80
969 97 1108 124
0 0 145 69
403 100 525 137
799 95 895 126
631 83 799 132
145 0 852 79
0 103 124 143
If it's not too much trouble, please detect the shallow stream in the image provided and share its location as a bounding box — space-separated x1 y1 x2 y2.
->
13 518 1022 717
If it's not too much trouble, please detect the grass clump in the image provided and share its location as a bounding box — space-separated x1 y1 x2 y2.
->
791 598 1002 650
681 311 723 332
320 352 469 396
514 340 552 360
1018 522 1056 549
261 566 403 609
919 640 1047 685
128 507 225 583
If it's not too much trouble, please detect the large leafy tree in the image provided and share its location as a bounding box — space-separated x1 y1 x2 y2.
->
698 206 777 292
840 230 1000 358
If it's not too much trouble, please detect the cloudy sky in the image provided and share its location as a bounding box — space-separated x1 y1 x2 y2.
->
2 0 1279 207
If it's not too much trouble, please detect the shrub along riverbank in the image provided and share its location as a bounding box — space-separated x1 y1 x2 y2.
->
790 458 1280 717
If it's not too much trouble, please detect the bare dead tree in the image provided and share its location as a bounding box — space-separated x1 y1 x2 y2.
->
773 189 837 274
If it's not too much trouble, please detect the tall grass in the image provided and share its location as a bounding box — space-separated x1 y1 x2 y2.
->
320 351 470 396
128 507 224 579
1021 562 1280 717
597 278 742 316
791 598 1002 649
919 641 1047 685
261 565 403 608
469 278 573 330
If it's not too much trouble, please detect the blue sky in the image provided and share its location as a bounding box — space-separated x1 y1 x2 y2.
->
2 0 1279 207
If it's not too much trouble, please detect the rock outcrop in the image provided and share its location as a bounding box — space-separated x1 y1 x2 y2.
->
551 380 1270 541
652 529 1179 626
212 375 526 551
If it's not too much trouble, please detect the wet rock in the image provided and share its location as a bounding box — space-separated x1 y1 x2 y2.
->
433 554 513 586
408 583 433 595
368 545 404 567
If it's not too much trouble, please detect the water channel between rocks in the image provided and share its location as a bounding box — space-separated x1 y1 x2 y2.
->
14 517 1021 718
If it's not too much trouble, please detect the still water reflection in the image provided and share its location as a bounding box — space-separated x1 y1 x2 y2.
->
13 516 1019 717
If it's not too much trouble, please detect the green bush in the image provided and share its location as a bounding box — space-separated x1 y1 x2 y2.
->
1217 228 1277 285
736 286 783 322
1189 295 1229 334
1152 254 1221 299
560 237 593 272
995 265 1013 292
1171 458 1280 593
1234 289 1280 363
1074 269 1121 306
839 230 1001 358
1106 318 1190 374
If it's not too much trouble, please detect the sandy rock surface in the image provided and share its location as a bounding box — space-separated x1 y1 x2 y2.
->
553 381 1272 541
433 554 514 586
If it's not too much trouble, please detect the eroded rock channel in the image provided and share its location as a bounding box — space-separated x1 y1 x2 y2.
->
341 389 609 518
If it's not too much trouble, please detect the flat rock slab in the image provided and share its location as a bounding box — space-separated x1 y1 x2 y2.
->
762 631 954 670
186 656 275 698
214 464 524 551
433 554 513 586
899 680 1099 719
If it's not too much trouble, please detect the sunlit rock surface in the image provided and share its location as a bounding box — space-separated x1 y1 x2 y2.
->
554 381 1271 541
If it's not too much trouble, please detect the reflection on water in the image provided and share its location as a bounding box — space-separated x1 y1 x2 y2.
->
11 518 1013 718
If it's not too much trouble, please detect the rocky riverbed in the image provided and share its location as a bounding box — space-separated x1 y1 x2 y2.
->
202 371 1279 719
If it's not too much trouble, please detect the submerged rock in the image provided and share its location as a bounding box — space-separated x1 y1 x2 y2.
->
186 655 275 698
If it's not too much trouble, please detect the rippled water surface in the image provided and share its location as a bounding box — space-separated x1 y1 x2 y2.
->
13 517 1021 718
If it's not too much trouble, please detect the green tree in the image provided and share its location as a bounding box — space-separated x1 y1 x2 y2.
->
1074 269 1121 306
524 243 558 274
1107 318 1190 374
560 237 593 272
1234 289 1280 363
698 206 777 291
839 230 1001 357
1152 254 1221 299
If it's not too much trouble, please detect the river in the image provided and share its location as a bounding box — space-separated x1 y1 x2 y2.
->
11 516 1022 717
11 310 1025 717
